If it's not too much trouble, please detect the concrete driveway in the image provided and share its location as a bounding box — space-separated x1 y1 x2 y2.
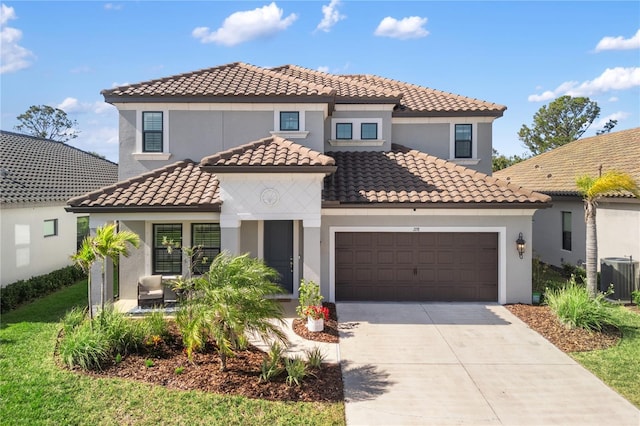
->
338 302 640 425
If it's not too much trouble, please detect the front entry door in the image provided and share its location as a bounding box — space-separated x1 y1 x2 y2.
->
264 220 294 293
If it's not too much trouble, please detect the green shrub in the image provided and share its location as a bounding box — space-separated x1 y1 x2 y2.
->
61 307 87 334
140 310 169 341
259 342 285 383
632 290 640 307
545 277 620 331
296 280 323 319
561 262 586 284
96 305 145 355
174 366 185 375
144 359 154 368
285 356 309 387
58 321 110 370
1 265 86 313
304 346 326 369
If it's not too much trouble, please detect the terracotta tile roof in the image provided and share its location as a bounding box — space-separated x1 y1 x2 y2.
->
494 127 640 197
102 62 335 100
1 131 118 206
66 160 220 212
200 136 336 171
323 145 550 206
270 65 402 102
102 62 504 116
341 73 506 115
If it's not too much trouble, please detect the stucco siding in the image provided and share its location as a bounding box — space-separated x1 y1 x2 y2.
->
391 123 449 159
324 109 393 152
320 210 535 304
240 220 259 257
532 200 586 268
118 220 146 302
597 201 640 263
476 123 493 175
1 204 79 287
118 110 138 180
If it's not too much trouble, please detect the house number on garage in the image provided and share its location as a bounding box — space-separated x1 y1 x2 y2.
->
413 227 420 232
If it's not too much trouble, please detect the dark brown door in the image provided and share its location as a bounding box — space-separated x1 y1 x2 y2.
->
335 232 498 301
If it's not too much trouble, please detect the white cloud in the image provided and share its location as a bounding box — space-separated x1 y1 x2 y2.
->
192 2 297 46
528 67 640 101
70 65 93 74
317 66 330 73
0 4 35 74
316 0 345 33
608 96 619 102
104 3 123 11
595 29 640 52
57 97 115 115
70 126 119 162
594 111 631 129
374 16 428 40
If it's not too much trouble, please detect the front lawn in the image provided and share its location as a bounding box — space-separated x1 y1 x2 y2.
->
0 281 345 425
571 308 640 407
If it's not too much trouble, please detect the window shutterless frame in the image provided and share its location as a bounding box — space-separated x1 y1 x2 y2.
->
152 224 182 275
361 123 378 140
44 219 58 237
562 212 572 251
279 112 299 131
454 124 472 158
191 223 221 275
336 122 353 140
142 112 163 152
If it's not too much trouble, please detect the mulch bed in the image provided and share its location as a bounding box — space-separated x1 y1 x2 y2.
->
505 304 622 353
291 302 339 343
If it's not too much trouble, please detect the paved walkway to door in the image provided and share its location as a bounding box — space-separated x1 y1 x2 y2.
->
337 302 640 425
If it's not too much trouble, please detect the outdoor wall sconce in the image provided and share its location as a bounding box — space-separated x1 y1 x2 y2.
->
516 232 526 259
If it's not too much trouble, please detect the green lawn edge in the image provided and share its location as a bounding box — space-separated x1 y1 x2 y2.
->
0 281 345 426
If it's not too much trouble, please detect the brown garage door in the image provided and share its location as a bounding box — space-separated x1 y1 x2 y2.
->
335 232 498 301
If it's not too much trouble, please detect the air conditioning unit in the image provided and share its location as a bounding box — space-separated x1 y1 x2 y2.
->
600 257 639 300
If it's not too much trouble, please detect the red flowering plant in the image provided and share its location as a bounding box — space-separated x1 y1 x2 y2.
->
304 305 329 321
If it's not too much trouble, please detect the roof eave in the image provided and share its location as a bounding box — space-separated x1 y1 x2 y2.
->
65 205 221 213
321 201 551 209
202 165 337 174
103 94 336 105
393 109 505 118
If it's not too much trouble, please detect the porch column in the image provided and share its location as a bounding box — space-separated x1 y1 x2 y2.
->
220 216 241 255
302 218 322 293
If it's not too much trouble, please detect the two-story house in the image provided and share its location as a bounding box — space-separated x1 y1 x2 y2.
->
67 62 549 309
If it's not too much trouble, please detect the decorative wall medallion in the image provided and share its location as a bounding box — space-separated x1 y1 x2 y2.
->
261 188 279 206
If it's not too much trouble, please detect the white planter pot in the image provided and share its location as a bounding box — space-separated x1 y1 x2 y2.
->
307 317 324 332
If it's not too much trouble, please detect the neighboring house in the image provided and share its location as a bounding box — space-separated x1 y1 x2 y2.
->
0 131 118 287
66 62 550 307
495 127 640 270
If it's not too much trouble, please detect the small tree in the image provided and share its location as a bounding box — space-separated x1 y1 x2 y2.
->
176 252 288 370
518 96 600 155
492 149 528 172
576 171 639 296
15 105 79 142
71 224 140 318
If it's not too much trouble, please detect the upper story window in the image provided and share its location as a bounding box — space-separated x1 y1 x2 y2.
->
143 112 163 152
44 219 58 237
455 124 472 159
562 212 572 251
153 224 182 275
361 123 378 140
279 112 299 131
336 123 353 140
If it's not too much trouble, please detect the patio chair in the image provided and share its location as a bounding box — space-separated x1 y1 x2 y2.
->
137 275 164 307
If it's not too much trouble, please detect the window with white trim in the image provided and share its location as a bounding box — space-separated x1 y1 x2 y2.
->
142 112 163 152
455 124 472 159
191 223 221 275
361 123 378 140
336 123 353 139
279 112 299 131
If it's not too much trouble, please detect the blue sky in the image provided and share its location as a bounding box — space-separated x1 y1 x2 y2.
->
1 1 638 162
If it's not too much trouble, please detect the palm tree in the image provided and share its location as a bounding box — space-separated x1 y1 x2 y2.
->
91 223 140 312
176 252 288 370
71 223 140 318
71 237 97 320
576 171 639 296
